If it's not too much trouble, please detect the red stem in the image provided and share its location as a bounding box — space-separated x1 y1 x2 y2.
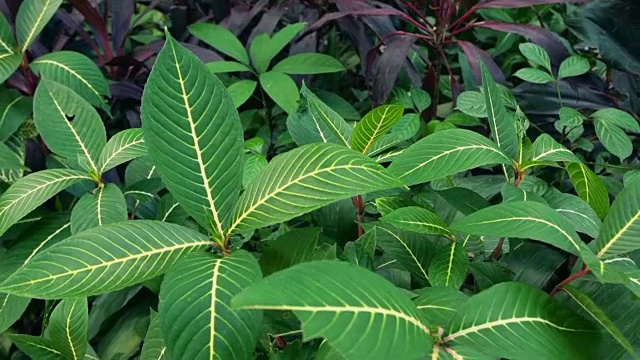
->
449 4 478 31
550 268 591 296
491 238 505 260
352 195 365 237
402 0 435 31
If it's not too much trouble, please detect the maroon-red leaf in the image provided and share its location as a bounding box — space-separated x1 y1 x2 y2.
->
372 35 416 105
477 0 590 9
456 40 506 85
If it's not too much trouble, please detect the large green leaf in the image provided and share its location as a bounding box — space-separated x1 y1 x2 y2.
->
70 184 128 234
141 32 243 238
387 129 512 186
0 90 32 142
0 13 16 52
159 250 262 360
31 51 111 109
259 71 300 114
98 128 147 174
0 221 213 298
567 162 610 219
232 261 433 360
351 105 404 154
444 282 597 359
593 178 640 258
0 293 30 333
140 311 167 360
271 53 345 75
544 189 601 238
188 23 249 65
229 143 401 233
0 169 90 236
33 79 107 174
16 0 62 52
412 287 469 327
428 242 468 289
0 53 21 84
380 206 452 237
481 62 519 160
45 298 88 360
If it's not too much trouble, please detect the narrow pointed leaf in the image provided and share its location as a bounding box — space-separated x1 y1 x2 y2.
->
272 53 345 75
380 206 452 237
567 162 610 219
7 335 63 360
159 251 262 360
0 169 90 236
428 242 468 289
351 105 404 154
16 0 63 52
594 179 640 258
45 298 88 360
140 311 167 360
70 184 128 234
0 53 21 83
531 134 580 163
206 60 252 74
189 23 249 64
98 128 147 174
34 79 106 173
388 129 512 186
142 32 243 237
229 143 402 233
259 71 299 114
481 63 519 159
445 282 597 359
232 261 433 360
0 221 212 298
31 51 111 109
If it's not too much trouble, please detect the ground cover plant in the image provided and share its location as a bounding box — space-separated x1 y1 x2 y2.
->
0 0 640 359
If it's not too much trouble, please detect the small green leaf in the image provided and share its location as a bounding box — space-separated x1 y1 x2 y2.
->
514 68 555 84
251 23 306 74
227 79 257 108
272 53 345 75
558 55 591 79
591 108 640 132
45 298 88 360
555 107 584 142
519 42 552 72
16 0 62 52
0 53 21 84
242 153 268 189
0 90 32 142
206 60 252 74
530 133 580 163
352 105 404 154
566 162 610 219
591 108 639 161
593 178 640 258
428 242 468 289
98 128 147 174
259 71 300 114
380 206 452 237
455 91 486 118
70 184 128 234
189 23 249 65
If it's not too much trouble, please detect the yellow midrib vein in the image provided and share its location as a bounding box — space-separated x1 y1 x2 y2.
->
444 316 585 342
597 209 640 258
209 258 224 360
66 301 78 360
34 59 101 98
21 0 52 53
361 107 393 154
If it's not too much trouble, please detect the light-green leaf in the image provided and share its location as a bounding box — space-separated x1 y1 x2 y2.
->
566 162 610 219
206 60 252 74
31 51 111 109
159 251 262 360
259 71 300 114
519 42 552 72
481 62 519 160
232 260 433 360
351 105 404 154
513 68 555 84
380 206 452 237
45 298 88 360
445 282 597 359
227 79 257 108
0 169 90 237
33 79 107 174
98 128 147 174
16 0 62 52
250 23 306 74
189 23 249 65
142 32 243 238
272 53 345 75
530 133 580 163
593 178 640 258
428 242 468 289
0 53 21 84
229 143 402 233
558 55 591 79
70 184 128 234
387 128 512 186
0 221 213 298
456 91 486 118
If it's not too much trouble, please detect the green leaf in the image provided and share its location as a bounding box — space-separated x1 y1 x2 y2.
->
567 162 610 219
250 23 306 74
0 90 32 142
0 293 30 333
456 91 486 118
227 79 257 108
412 287 469 327
0 169 90 237
70 184 128 234
16 0 62 52
259 227 320 276
561 285 639 359
451 201 589 257
206 60 252 74
98 128 147 174
428 242 468 289
558 55 591 79
519 42 552 72
513 68 555 84
445 282 597 359
351 105 404 154
33 79 107 174
594 115 635 160
232 261 433 360
229 143 401 233
259 71 300 114
593 178 640 258
189 23 249 65
380 206 453 237
388 129 512 186
8 335 64 360
31 51 111 109
435 187 491 215
544 189 601 238
140 311 167 360
556 107 584 142
159 251 262 360
0 221 213 298
141 32 243 238
0 53 21 83
45 298 88 360
242 153 268 189
481 62 519 160
530 133 580 163
272 53 344 75
591 108 640 132
0 13 16 52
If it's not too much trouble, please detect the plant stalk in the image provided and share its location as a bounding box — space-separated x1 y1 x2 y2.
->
550 267 591 296
352 195 365 237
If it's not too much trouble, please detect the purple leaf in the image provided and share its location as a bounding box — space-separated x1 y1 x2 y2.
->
474 21 569 64
222 0 268 36
477 0 590 8
456 40 506 85
111 0 134 52
110 81 143 101
309 8 407 33
68 0 109 52
372 35 416 105
137 40 223 63
248 5 285 44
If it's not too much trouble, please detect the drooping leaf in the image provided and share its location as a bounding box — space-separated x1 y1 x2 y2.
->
7 335 63 360
388 128 512 186
351 105 404 154
45 298 88 360
0 293 30 333
412 287 469 327
227 79 257 108
0 53 21 83
159 251 262 360
16 0 63 52
445 282 597 359
519 43 552 72
380 206 452 237
593 179 640 258
529 133 580 164
140 311 167 360
544 189 601 238
229 143 401 233
558 55 591 79
0 90 32 142
0 169 90 237
513 68 554 84
592 108 639 161
141 32 243 238
428 242 468 289
0 221 213 298
566 162 610 219
272 53 345 75
259 71 300 114
189 23 249 64
70 184 128 234
98 128 147 174
33 79 107 174
481 62 519 160
31 51 111 109
232 261 433 360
